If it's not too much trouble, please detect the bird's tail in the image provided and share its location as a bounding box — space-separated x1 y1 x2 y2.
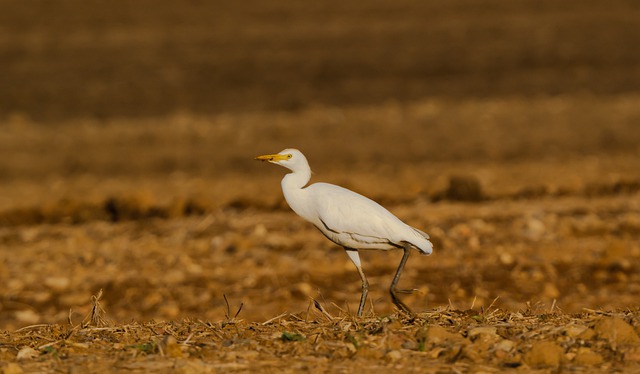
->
410 227 433 255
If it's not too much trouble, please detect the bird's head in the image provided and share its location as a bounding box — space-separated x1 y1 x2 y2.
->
255 148 309 172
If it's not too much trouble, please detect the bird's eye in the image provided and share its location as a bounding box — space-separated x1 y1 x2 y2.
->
286 154 292 159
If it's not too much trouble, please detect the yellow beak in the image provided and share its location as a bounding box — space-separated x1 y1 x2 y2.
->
255 153 289 162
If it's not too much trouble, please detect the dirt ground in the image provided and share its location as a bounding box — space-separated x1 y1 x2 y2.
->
1 0 640 372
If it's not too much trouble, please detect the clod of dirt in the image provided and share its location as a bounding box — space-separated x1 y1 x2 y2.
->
494 339 516 353
384 350 403 362
525 341 564 367
442 175 485 202
426 325 465 344
563 324 589 338
492 339 518 363
468 326 500 351
593 316 640 345
1 363 24 374
574 347 604 366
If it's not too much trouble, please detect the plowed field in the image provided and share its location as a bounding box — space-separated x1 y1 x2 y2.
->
1 0 639 372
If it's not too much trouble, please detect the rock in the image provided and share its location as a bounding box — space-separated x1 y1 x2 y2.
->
594 317 640 345
574 347 604 365
525 341 564 367
16 347 39 361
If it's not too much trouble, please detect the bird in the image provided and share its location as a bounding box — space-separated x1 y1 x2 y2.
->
255 148 433 317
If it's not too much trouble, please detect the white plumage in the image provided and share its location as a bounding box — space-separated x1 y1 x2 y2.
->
256 148 433 316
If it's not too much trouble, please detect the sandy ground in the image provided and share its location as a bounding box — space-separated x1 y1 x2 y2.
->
1 0 640 372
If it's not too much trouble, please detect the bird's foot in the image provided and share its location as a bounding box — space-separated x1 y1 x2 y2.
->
390 291 415 318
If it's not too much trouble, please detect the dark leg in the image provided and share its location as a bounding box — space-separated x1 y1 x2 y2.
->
345 248 369 317
389 244 414 316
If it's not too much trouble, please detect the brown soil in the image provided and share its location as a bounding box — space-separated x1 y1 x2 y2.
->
1 0 640 372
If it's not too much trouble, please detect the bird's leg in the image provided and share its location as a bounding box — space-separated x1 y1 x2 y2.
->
344 248 369 317
389 244 414 316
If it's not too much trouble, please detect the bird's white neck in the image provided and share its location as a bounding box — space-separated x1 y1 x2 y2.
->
281 167 311 191
281 168 312 219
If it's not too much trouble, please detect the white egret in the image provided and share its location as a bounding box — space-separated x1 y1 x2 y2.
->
256 148 433 317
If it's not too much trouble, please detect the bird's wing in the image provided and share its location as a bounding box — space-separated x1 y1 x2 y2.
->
306 183 409 247
411 227 430 239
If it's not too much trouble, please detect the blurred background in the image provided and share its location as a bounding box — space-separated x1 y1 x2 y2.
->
1 0 640 327
8 0 640 120
1 0 639 183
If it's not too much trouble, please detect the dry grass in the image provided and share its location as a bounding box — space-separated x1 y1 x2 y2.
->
2 292 639 372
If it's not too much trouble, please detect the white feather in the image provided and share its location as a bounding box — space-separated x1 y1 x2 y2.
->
262 148 433 255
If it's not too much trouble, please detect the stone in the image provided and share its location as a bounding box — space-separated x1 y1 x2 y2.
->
16 347 38 361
